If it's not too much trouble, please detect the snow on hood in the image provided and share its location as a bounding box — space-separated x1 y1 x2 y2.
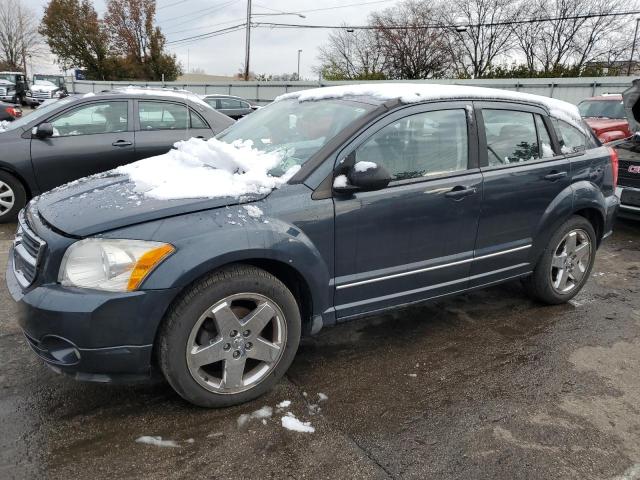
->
276 83 587 134
116 137 300 200
0 120 9 132
32 80 59 91
0 79 14 86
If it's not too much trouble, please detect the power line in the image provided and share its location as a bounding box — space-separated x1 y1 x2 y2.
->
164 17 245 36
251 10 640 31
254 0 393 16
166 23 246 45
157 0 189 10
158 0 239 26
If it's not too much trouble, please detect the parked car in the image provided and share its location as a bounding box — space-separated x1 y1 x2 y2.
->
578 94 632 143
0 71 30 105
6 84 619 408
0 101 21 122
0 88 234 221
612 80 640 218
28 76 68 105
202 94 258 119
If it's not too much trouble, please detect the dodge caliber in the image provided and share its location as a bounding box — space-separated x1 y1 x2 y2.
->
6 84 619 407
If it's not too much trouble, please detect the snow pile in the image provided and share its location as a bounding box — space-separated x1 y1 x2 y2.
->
116 137 299 200
354 161 377 172
276 83 587 134
243 204 263 218
135 436 180 448
333 174 348 188
281 413 315 433
0 120 9 132
237 405 274 428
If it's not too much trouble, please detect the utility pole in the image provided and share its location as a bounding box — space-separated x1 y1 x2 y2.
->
244 0 252 81
297 49 302 80
629 18 640 76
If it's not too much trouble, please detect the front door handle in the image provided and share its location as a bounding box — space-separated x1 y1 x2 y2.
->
445 185 477 200
544 171 567 181
112 140 132 147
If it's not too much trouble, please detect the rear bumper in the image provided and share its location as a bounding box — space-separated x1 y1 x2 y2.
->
603 191 620 236
6 252 179 383
615 186 640 220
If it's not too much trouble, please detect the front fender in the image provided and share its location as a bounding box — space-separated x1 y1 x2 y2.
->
125 209 332 319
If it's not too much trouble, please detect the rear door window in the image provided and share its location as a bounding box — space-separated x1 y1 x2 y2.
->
482 109 546 166
139 101 188 130
552 118 587 153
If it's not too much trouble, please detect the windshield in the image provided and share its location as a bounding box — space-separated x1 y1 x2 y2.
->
0 74 15 82
34 76 63 86
217 98 374 176
0 96 74 133
578 100 626 119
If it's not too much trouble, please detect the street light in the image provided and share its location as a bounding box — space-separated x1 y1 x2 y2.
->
297 49 302 80
244 0 307 80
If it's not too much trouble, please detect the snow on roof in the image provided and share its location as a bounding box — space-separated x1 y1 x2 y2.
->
276 83 587 133
112 86 211 109
116 137 299 200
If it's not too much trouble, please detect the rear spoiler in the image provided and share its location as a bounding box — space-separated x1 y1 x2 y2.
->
623 79 640 133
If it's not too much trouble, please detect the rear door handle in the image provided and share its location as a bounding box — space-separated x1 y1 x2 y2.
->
544 171 567 181
445 185 477 199
112 140 132 147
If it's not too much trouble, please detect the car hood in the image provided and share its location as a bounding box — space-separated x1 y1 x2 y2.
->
0 79 14 87
583 117 629 132
36 173 267 237
31 84 59 92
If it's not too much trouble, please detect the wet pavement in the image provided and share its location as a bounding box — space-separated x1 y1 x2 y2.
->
1 219 639 480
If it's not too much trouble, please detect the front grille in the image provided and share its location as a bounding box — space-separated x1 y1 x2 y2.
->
0 87 6 96
32 91 53 100
618 160 640 189
13 209 46 288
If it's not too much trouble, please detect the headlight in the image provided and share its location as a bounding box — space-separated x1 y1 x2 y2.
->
59 239 175 291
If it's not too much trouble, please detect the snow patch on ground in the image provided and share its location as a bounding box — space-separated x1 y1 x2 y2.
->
317 393 328 402
116 137 299 200
276 83 587 134
238 406 274 428
243 204 263 218
354 161 377 172
333 174 348 188
135 436 180 448
277 400 292 408
0 120 9 132
281 413 315 433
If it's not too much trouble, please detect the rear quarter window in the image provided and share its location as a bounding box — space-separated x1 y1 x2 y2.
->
552 118 595 153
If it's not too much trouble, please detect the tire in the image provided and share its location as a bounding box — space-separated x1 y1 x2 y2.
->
158 264 301 408
523 215 596 305
0 171 26 223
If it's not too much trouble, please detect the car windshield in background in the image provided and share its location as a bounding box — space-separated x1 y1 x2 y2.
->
217 98 375 176
578 100 626 119
0 96 74 133
34 76 62 85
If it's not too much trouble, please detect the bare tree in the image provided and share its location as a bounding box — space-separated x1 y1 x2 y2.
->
0 0 42 72
443 0 517 78
317 26 385 80
370 0 452 79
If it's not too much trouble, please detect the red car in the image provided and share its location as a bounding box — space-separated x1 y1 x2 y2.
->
578 94 631 143
0 100 21 122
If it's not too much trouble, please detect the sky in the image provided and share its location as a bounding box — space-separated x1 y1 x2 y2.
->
22 0 395 78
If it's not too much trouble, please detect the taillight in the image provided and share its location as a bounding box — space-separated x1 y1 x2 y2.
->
608 146 619 188
5 106 21 118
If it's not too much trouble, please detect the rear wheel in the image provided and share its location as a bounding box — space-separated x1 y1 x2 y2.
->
158 265 301 408
0 171 26 223
524 216 596 304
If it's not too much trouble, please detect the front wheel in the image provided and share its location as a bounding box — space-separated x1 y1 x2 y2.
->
0 171 26 223
523 215 596 304
158 265 301 408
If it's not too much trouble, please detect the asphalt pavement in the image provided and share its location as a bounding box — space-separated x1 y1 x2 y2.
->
1 219 639 480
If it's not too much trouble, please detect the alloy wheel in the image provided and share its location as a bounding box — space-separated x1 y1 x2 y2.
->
550 229 592 294
186 293 287 394
0 181 15 215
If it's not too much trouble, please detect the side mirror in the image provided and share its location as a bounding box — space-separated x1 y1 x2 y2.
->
34 123 54 138
333 161 392 194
